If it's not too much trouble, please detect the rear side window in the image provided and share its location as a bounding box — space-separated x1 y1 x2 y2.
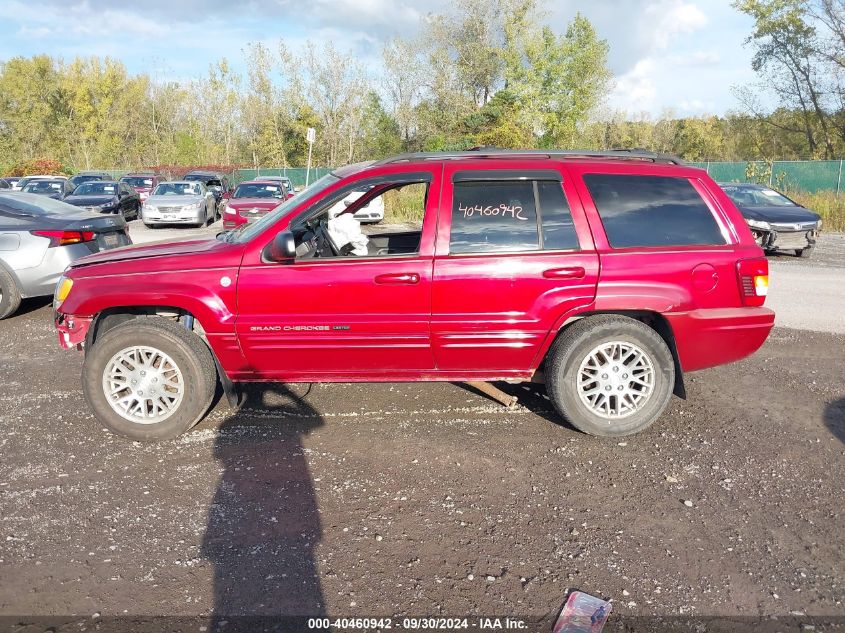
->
450 180 579 254
583 174 725 248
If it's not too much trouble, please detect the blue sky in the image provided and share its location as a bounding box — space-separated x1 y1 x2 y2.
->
0 0 760 117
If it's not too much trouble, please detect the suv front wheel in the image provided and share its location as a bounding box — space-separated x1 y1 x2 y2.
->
546 315 675 437
83 318 217 441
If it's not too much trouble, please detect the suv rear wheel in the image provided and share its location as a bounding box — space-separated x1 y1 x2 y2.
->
83 318 217 441
546 315 675 437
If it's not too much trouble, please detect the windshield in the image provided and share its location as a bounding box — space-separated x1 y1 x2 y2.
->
229 173 340 243
153 182 202 196
234 183 285 199
24 180 63 193
724 186 798 207
184 174 211 182
0 192 81 216
74 182 118 196
122 177 154 188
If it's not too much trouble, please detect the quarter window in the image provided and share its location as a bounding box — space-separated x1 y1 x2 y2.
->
450 180 579 254
583 174 725 248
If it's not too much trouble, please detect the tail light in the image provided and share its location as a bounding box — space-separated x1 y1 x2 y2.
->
31 230 96 247
737 257 769 306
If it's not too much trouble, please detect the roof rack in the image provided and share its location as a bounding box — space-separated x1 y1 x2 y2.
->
376 147 685 166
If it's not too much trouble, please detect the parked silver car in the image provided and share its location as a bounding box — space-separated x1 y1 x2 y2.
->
141 181 218 228
0 192 131 319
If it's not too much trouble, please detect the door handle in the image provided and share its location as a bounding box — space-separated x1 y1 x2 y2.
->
374 273 420 285
543 266 586 280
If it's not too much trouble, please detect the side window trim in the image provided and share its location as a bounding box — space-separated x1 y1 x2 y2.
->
533 181 544 250
448 178 580 256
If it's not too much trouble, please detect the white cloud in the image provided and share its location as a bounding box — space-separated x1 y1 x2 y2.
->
648 0 709 49
611 58 658 113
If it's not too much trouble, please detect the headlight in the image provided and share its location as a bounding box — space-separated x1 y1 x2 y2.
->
182 202 203 212
747 219 771 231
54 276 73 308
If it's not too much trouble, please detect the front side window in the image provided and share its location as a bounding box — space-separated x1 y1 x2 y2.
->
291 179 429 259
583 174 726 248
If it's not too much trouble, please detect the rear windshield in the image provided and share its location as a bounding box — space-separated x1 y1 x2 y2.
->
122 177 154 187
0 193 79 216
153 183 202 196
583 174 726 248
74 182 118 196
24 181 63 193
70 175 104 185
234 183 285 199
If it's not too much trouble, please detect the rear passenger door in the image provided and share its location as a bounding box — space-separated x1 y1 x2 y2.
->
431 165 600 374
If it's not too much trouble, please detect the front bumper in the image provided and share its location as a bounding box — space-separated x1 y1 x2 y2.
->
751 227 818 252
143 208 205 224
354 210 384 222
55 312 93 350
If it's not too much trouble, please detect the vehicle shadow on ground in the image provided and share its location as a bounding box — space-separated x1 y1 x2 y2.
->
201 383 326 622
10 296 52 318
824 397 845 445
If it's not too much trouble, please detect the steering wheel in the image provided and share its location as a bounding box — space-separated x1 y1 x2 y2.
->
315 217 341 257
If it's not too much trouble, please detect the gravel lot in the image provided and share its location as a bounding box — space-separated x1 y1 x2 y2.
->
0 221 843 630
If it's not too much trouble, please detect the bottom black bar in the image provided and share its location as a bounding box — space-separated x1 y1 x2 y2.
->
1 615 843 633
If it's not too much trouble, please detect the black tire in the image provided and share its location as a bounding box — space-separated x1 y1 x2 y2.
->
546 315 675 437
0 266 22 319
795 247 813 258
82 318 217 441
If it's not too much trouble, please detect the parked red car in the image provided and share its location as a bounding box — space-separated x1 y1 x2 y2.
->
54 149 774 441
119 172 166 203
221 180 289 229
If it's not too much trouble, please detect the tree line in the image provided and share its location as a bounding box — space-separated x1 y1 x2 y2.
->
1 0 844 175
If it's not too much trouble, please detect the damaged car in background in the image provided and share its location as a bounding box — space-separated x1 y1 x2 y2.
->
0 192 130 319
720 182 821 258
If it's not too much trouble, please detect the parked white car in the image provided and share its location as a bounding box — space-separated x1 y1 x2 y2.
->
13 175 68 191
328 190 385 223
141 181 218 228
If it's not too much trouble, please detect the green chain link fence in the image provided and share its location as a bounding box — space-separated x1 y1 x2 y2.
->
232 167 333 188
87 162 845 194
690 160 845 193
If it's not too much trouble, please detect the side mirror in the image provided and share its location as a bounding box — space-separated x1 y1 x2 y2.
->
222 191 231 200
266 230 296 263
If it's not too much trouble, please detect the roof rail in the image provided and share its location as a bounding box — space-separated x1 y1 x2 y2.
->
375 148 685 166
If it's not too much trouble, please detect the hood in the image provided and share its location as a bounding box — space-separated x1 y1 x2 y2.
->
738 204 821 224
65 195 117 207
145 195 204 206
71 237 220 268
227 198 281 211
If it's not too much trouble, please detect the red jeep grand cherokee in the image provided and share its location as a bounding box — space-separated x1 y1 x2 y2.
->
53 149 774 441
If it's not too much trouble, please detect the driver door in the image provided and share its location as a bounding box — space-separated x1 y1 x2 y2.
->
235 169 440 379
